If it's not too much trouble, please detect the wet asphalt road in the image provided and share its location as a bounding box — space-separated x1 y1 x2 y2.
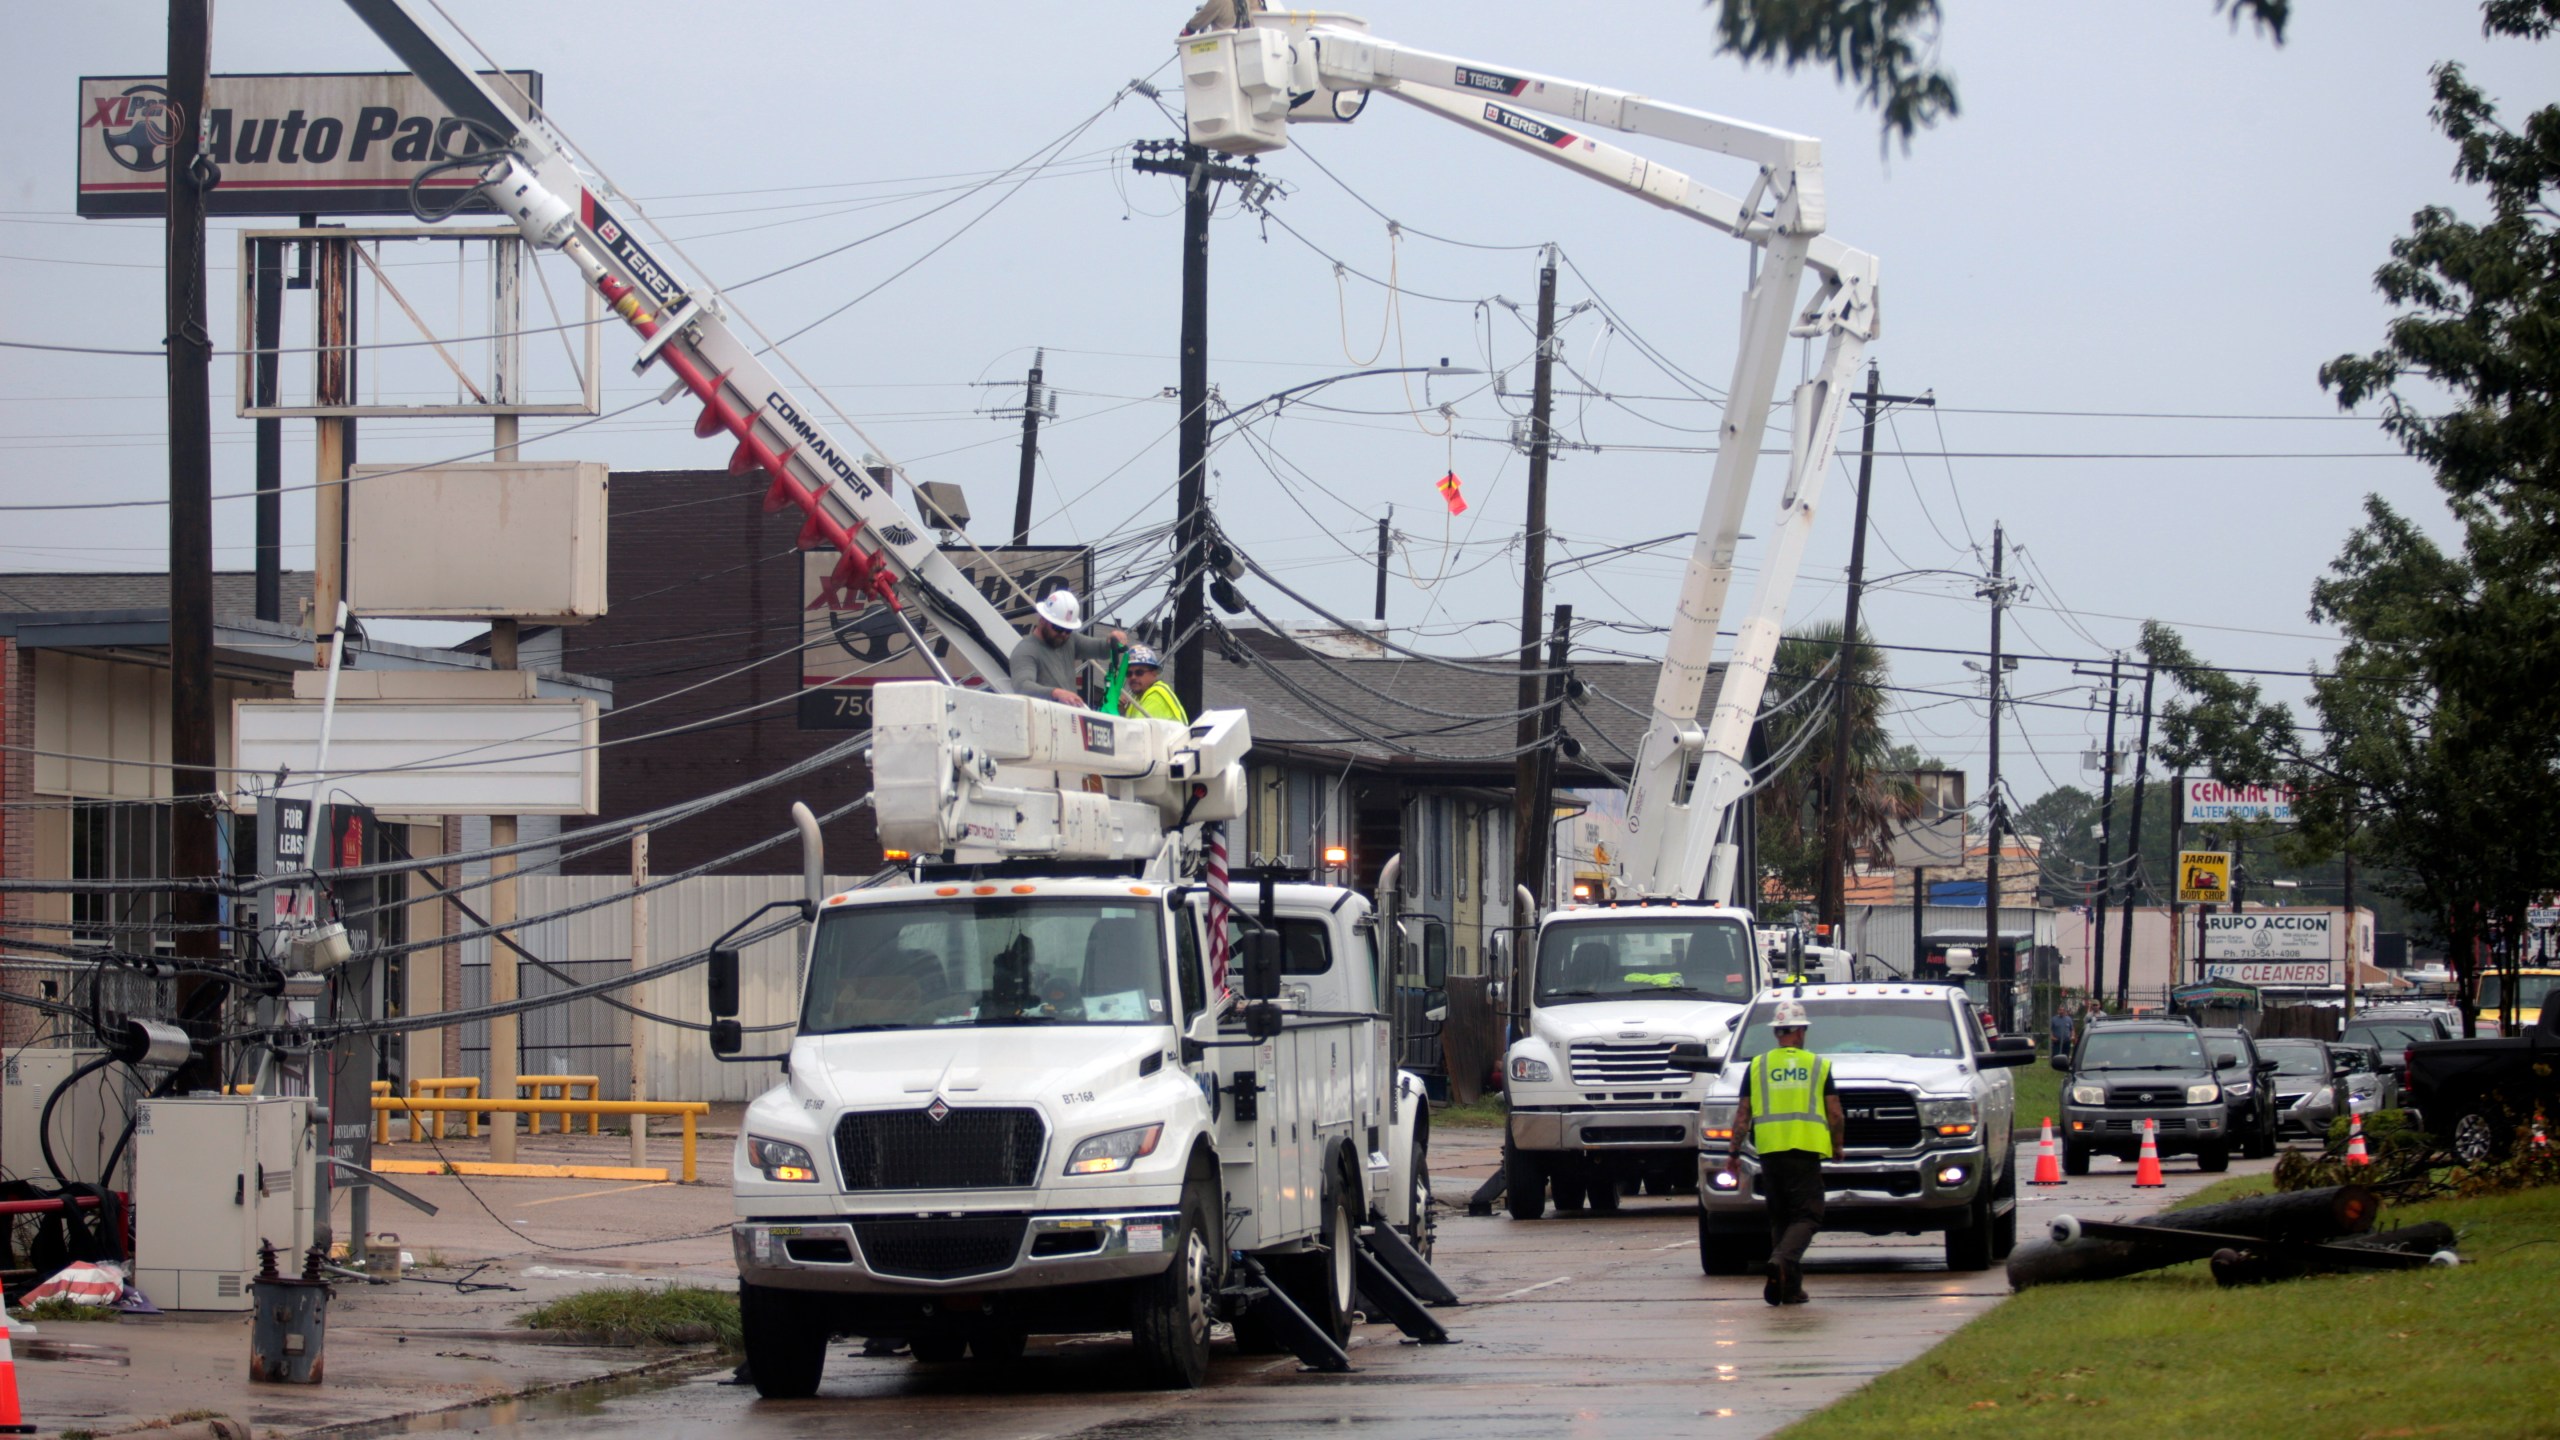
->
370 1133 2259 1440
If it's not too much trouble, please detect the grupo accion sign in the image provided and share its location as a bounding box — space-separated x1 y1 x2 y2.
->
2180 779 2297 824
77 71 540 218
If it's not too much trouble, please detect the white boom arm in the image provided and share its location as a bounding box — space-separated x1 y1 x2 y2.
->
1182 15 1880 903
339 0 1025 686
872 682 1251 863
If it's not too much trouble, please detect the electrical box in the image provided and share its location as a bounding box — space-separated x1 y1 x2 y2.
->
1181 25 1292 155
346 459 609 623
2 1048 128 1189
133 1096 316 1311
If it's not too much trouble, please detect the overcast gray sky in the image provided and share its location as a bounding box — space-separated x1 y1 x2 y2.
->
3 1 2545 808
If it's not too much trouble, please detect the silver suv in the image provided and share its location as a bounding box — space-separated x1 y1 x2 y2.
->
1685 984 2037 1274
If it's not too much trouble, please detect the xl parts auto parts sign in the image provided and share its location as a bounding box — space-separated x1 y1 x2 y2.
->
77 71 539 217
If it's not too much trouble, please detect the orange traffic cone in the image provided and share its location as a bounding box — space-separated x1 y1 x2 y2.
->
0 1312 37 1434
2533 1110 2549 1152
2345 1113 2371 1167
2132 1118 2166 1188
2030 1116 2066 1186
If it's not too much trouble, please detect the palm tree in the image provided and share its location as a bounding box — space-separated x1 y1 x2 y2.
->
1755 621 1918 905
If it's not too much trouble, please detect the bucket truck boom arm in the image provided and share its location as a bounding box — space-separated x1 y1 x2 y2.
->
1181 15 1881 903
337 0 1025 688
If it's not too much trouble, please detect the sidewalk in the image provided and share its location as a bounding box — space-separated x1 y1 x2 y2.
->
18 1120 743 1438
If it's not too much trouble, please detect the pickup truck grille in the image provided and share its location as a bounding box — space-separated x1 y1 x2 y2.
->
834 1107 1046 1191
850 1215 1027 1281
1836 1088 1921 1149
1570 1041 1682 1086
2106 1087 2191 1108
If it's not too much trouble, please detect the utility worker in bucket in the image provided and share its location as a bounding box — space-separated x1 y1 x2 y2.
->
1723 997 1847 1305
1008 589 1125 707
1117 644 1188 725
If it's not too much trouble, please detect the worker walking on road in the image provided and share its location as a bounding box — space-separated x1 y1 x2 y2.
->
1117 644 1188 725
1008 590 1125 707
1724 998 1847 1306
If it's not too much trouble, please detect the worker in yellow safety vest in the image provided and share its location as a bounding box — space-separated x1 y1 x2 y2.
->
1722 997 1847 1305
1118 644 1188 725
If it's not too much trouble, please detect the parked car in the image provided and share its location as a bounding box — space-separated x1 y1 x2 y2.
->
2407 1012 2560 1162
2258 1038 2392 1139
2200 1028 2281 1159
2055 1022 2230 1173
2330 1041 2401 1111
2341 1010 2455 1089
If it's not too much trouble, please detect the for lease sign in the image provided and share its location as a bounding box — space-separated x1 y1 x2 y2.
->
2181 779 2297 824
2202 911 2333 961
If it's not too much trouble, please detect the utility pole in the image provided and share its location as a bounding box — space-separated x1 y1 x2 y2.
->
1820 365 1930 932
1131 141 1260 717
2341 800 2358 1021
1511 247 1561 910
1525 605 1573 906
252 238 284 623
1374 510 1391 626
1977 525 2014 1024
2114 662 2155 1007
2072 655 2124 993
166 0 223 1093
1006 348 1048 545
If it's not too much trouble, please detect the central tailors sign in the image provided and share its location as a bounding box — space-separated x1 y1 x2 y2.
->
2181 779 2297 824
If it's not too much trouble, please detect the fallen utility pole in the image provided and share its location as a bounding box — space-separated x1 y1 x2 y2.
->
1512 248 1560 909
1131 141 1262 718
2006 1183 2380 1290
1818 364 1930 932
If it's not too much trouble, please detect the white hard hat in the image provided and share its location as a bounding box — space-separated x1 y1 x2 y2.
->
1772 998 1810 1029
1034 590 1083 630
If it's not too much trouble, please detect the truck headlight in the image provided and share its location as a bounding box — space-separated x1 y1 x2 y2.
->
1510 1056 1553 1084
2069 1084 2105 1106
1916 1097 1978 1138
2186 1083 2221 1105
1065 1123 1164 1175
744 1136 820 1183
1701 1102 1738 1142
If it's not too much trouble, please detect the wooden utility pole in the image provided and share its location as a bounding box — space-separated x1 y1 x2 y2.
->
2073 655 2125 991
1527 605 1573 904
1007 349 1047 545
1980 524 2011 1021
1511 248 1560 908
1819 365 1929 932
1130 141 1260 717
1374 512 1391 626
487 393 522 1162
2114 663 2156 1005
629 831 649 1168
2341 804 2358 1022
252 238 284 623
166 0 223 1091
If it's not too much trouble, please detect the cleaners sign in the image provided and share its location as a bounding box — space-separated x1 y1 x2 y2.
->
77 71 541 218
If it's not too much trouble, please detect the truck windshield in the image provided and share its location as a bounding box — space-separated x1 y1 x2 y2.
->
1732 998 1964 1059
2475 972 2558 1010
801 898 1168 1033
1534 918 1754 1006
2077 1031 2208 1071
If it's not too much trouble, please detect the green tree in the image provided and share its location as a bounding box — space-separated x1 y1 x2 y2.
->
1755 621 1917 903
1709 0 2290 141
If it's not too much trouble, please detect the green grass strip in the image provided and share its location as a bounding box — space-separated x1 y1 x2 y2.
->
517 1284 741 1349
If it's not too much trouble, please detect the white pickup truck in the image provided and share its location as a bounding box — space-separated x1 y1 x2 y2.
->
1687 983 2038 1272
725 872 1440 1395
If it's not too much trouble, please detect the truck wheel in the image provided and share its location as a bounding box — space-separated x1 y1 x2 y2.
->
739 1281 831 1399
1503 1143 1547 1221
2244 1116 2278 1160
2061 1139 2091 1176
1698 1209 1765 1277
1130 1179 1218 1390
2197 1143 2231 1173
1551 1164 1588 1212
1403 1140 1437 1263
1944 1187 1995 1272
1991 1165 2018 1261
2451 1105 2510 1165
971 1329 1027 1363
909 1336 966 1363
1586 1173 1621 1214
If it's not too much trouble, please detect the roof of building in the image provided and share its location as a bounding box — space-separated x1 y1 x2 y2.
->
0 570 315 620
1199 636 1723 779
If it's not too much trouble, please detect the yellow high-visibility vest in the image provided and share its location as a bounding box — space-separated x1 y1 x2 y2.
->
1748 1046 1834 1158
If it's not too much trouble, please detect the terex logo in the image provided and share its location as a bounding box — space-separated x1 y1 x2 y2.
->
1454 66 1527 96
1483 103 1576 149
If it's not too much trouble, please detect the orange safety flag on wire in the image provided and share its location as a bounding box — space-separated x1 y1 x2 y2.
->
1435 471 1467 515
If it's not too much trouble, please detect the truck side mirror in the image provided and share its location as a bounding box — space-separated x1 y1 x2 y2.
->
2049 1053 2071 1072
1244 1000 1284 1040
709 1018 743 1058
2216 1053 2239 1070
708 946 741 1019
1666 1042 1723 1074
1241 930 1283 1002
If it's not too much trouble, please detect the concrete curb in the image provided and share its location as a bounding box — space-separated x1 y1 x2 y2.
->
286 1349 720 1438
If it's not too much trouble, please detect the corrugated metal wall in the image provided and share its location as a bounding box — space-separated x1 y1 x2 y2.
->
1843 904 2058 979
459 874 852 1103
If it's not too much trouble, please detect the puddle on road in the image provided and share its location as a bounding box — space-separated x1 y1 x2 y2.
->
313 1361 714 1437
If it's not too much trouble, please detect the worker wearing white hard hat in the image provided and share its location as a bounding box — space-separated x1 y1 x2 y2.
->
1723 993 1847 1306
1007 588 1125 707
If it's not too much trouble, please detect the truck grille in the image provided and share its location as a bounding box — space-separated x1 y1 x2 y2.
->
834 1107 1046 1191
1582 1124 1686 1145
1836 1089 1921 1149
850 1216 1028 1281
2106 1088 2187 1108
1569 1041 1682 1087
